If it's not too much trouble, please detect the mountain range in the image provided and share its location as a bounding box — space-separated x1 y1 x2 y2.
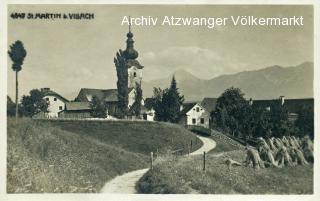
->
142 62 313 101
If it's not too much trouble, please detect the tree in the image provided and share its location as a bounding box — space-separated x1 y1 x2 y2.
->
150 77 184 123
295 106 314 139
20 89 48 117
8 40 27 120
129 83 143 117
90 95 107 118
151 87 167 121
7 96 16 117
269 102 294 137
162 76 184 123
114 50 128 118
213 87 249 136
240 104 255 139
252 107 272 138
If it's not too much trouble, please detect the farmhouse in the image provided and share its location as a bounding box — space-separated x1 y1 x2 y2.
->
41 88 69 118
179 98 217 129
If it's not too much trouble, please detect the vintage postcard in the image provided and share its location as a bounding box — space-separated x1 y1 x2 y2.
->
1 1 319 201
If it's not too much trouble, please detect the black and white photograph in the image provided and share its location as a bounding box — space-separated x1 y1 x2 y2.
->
2 1 319 200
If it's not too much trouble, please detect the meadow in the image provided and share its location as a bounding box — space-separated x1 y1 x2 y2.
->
137 132 313 194
7 118 202 193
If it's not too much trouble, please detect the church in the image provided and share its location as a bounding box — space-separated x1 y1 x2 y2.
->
38 26 154 120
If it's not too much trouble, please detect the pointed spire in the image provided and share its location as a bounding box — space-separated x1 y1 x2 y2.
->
129 16 131 33
124 15 138 60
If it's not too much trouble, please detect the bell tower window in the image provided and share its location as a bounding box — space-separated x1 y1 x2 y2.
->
133 72 137 77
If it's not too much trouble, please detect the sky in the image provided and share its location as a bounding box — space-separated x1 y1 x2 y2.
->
7 5 313 100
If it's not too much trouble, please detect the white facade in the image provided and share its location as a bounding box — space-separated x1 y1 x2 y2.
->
128 88 145 108
128 89 136 108
44 95 66 118
128 66 142 88
143 109 155 121
186 103 210 128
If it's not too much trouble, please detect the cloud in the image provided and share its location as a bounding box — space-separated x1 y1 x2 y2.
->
139 46 247 80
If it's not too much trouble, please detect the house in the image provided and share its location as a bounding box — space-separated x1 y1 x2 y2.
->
141 105 155 121
41 88 69 118
179 102 208 129
179 97 218 129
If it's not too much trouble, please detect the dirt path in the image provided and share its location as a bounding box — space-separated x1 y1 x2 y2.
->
100 134 216 193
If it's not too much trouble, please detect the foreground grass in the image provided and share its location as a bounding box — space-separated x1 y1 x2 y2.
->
8 118 202 193
137 132 313 194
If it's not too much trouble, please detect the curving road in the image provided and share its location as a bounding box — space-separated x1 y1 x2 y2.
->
100 134 216 193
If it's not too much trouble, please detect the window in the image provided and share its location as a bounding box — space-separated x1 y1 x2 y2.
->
192 118 196 124
59 106 63 110
46 97 49 101
54 98 57 101
133 72 137 77
196 107 200 112
200 118 205 124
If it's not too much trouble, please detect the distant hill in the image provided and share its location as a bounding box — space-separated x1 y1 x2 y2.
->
142 62 313 101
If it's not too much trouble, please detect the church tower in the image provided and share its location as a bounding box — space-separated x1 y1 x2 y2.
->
123 22 144 89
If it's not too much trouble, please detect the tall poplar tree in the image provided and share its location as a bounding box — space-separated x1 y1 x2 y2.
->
114 50 128 118
8 40 27 120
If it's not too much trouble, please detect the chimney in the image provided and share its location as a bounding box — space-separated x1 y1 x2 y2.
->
280 96 285 105
249 98 253 106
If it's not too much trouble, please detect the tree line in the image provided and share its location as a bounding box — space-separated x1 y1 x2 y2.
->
212 87 314 140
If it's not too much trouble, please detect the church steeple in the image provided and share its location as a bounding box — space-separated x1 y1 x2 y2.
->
119 16 144 89
123 16 138 60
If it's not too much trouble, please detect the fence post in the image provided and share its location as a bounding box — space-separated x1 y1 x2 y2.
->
203 151 206 172
190 140 193 151
150 152 154 170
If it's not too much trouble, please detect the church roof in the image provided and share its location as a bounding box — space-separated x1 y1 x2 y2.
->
127 59 143 69
123 30 139 60
76 88 134 102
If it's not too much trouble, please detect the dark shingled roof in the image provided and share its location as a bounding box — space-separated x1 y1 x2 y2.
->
201 97 217 113
127 59 143 69
65 102 91 111
180 102 198 115
76 88 134 102
41 88 69 102
252 98 314 114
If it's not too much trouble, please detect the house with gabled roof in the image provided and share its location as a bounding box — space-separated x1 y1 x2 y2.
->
41 88 69 118
179 102 209 129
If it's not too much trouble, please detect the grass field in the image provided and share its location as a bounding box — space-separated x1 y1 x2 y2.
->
137 131 313 194
7 118 202 193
